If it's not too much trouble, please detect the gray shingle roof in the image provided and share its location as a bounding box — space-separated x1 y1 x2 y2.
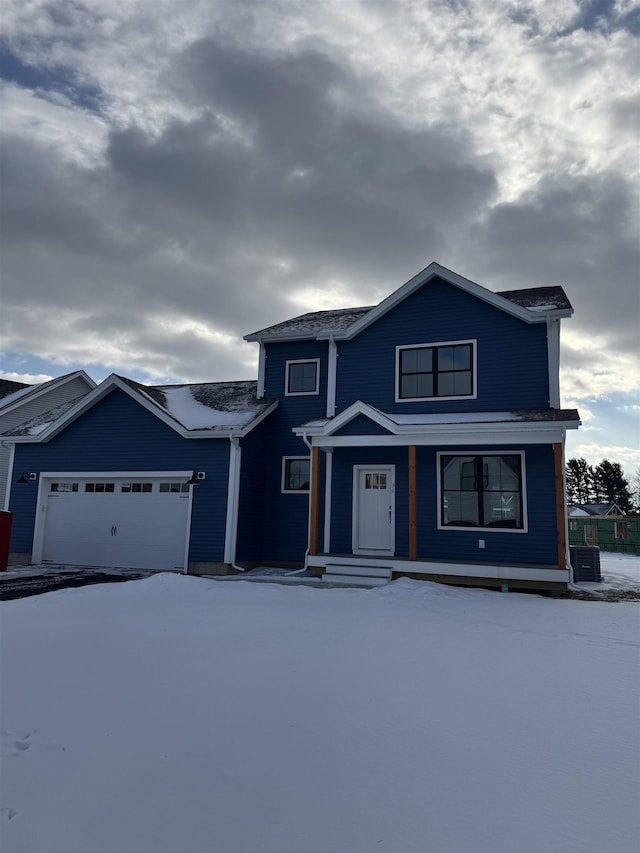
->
495 286 572 311
246 306 374 340
1 378 276 437
246 286 572 340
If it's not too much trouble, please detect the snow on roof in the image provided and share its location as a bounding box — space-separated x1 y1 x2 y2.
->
116 377 275 433
1 395 88 436
156 382 269 430
2 379 276 438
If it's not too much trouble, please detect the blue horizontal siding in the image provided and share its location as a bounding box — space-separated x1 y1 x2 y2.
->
334 414 392 436
236 426 266 562
330 447 408 556
259 340 328 563
335 277 550 414
8 388 230 563
327 444 558 566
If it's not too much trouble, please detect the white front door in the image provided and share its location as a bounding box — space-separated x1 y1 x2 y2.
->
353 466 395 555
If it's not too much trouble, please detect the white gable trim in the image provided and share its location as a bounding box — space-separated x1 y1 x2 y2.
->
294 401 396 438
0 370 96 417
342 263 570 340
5 375 278 442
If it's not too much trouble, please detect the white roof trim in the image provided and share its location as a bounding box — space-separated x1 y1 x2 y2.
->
0 370 96 417
5 374 277 442
341 263 570 340
296 401 397 436
294 401 580 439
247 262 573 343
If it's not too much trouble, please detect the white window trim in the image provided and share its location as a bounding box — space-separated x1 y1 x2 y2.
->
281 456 311 494
285 359 320 396
436 450 528 534
395 339 477 403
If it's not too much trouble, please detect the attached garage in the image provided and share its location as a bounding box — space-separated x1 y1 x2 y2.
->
34 473 194 571
4 374 277 573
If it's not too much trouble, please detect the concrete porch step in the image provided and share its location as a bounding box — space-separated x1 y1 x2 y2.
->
322 564 393 587
321 574 390 587
325 564 393 579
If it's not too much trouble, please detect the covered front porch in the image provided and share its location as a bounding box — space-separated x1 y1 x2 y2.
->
296 402 580 591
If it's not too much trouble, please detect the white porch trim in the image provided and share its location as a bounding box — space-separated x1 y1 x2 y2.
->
307 553 570 584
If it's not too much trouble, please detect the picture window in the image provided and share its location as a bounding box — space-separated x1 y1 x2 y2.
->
439 453 524 530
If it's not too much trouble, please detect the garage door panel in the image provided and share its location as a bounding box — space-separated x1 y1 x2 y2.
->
40 478 192 571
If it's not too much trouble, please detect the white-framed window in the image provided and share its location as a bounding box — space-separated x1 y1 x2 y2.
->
282 457 311 493
50 482 78 493
285 359 320 396
396 340 476 401
437 451 527 532
121 483 153 493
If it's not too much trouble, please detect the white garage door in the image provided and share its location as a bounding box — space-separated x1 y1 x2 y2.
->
39 476 193 571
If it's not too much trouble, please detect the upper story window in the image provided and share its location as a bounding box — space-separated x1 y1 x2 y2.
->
286 359 320 396
396 340 476 401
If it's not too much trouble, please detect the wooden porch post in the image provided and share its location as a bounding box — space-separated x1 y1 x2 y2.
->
309 445 320 556
408 445 417 560
554 442 567 569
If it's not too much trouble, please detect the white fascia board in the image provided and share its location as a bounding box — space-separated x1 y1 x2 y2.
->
236 399 278 437
0 369 97 418
306 554 570 582
547 317 561 408
312 425 570 447
256 342 266 398
8 375 277 443
294 400 396 437
20 375 187 442
342 263 544 339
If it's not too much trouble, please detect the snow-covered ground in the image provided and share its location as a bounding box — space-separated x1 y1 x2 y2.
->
1 555 639 853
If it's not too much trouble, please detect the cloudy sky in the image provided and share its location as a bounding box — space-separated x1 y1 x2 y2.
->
1 0 638 471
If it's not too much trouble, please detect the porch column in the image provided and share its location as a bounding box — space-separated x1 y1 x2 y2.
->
553 443 567 569
309 445 321 556
408 445 417 560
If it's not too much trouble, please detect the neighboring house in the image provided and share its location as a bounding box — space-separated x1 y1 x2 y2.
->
0 371 95 511
567 503 625 517
4 262 580 591
568 514 640 554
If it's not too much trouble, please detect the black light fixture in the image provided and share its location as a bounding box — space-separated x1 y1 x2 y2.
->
186 471 203 485
16 471 35 485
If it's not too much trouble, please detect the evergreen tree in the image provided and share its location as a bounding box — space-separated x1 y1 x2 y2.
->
565 457 593 504
592 459 633 513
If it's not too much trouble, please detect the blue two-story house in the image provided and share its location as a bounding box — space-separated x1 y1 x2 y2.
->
4 263 579 591
245 262 580 590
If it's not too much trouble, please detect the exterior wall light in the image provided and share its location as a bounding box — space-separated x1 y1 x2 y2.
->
16 472 37 485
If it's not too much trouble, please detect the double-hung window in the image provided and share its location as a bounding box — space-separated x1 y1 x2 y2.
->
286 359 320 395
438 452 526 531
397 340 475 400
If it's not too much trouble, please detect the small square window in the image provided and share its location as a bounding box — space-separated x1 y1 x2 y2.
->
282 457 310 492
286 360 319 395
